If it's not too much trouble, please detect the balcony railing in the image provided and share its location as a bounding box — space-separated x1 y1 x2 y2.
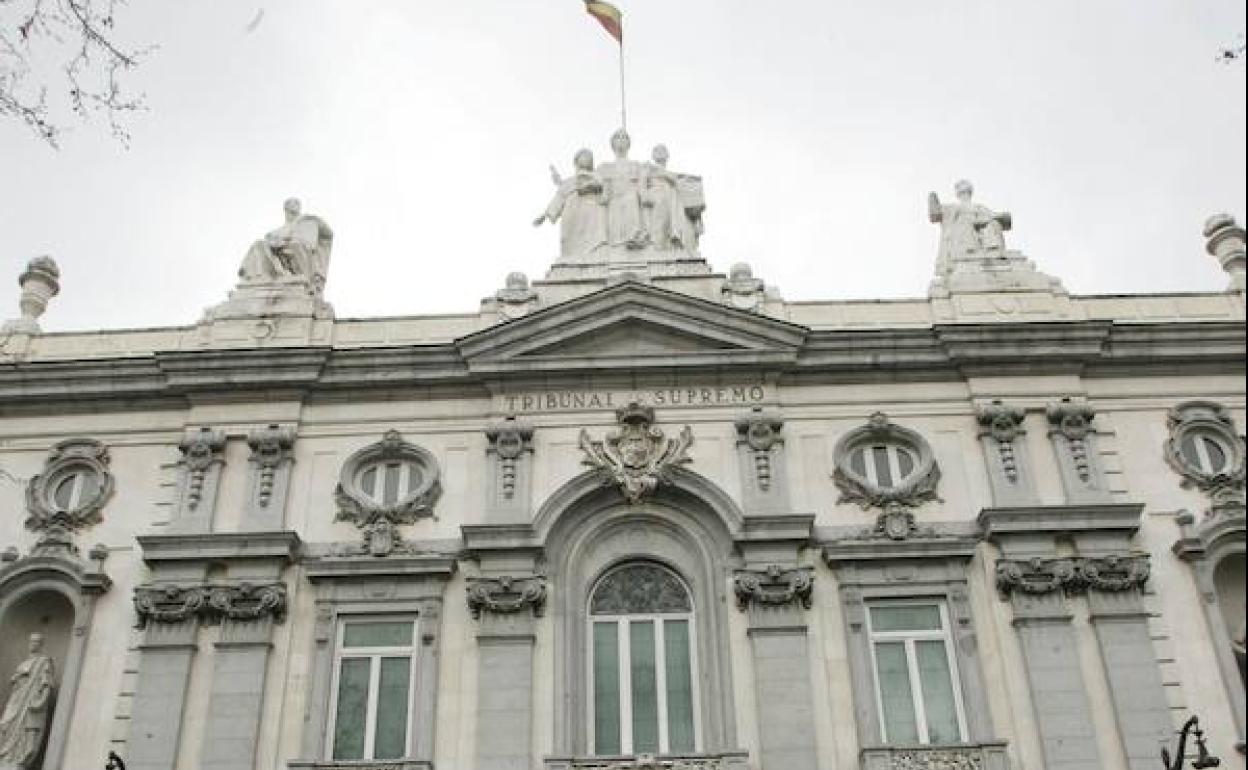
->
860 742 1010 770
545 752 751 770
286 761 434 770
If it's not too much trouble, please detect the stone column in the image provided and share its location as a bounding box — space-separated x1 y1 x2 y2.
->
1080 555 1172 769
466 574 546 770
199 584 288 770
126 598 202 770
734 564 818 770
995 558 1103 770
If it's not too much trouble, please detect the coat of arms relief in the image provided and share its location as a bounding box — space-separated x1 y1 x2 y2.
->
579 402 693 503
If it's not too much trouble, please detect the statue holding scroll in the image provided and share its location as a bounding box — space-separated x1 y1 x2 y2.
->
928 180 1011 266
239 198 334 294
0 633 55 769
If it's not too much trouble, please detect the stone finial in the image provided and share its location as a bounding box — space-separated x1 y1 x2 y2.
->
722 263 766 312
1203 213 1246 292
494 271 539 320
3 256 60 334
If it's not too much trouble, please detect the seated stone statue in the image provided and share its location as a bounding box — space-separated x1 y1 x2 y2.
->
239 198 334 294
928 180 1012 266
0 633 55 769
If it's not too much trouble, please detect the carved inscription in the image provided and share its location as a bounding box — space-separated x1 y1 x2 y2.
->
501 385 766 414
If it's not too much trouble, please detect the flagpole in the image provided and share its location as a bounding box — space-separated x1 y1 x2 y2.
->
618 38 627 130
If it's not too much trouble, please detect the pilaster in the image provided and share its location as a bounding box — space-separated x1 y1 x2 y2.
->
734 406 791 514
170 426 227 534
484 416 535 523
735 514 817 770
243 424 296 531
976 400 1038 506
1045 398 1113 504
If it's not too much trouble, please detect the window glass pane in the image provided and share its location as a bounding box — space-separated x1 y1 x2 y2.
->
383 462 402 505
374 657 411 759
850 447 867 477
875 642 919 744
897 447 916 478
52 473 80 509
916 640 961 744
664 620 695 752
630 621 659 753
1201 436 1228 473
359 466 377 498
870 605 942 632
332 658 370 760
593 622 621 754
344 621 413 648
872 446 894 487
590 563 692 615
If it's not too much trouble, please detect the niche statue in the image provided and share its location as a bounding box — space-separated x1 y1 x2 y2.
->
0 633 55 770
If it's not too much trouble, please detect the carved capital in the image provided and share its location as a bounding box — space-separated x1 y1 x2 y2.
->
735 406 784 492
996 555 1149 598
733 565 814 611
466 575 547 619
178 427 226 511
977 400 1027 443
134 581 288 627
486 416 534 501
246 423 296 507
580 402 693 504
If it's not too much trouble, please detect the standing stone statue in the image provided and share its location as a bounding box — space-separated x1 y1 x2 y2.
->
928 180 1012 267
642 144 704 253
0 633 55 769
598 128 650 250
238 198 334 295
534 149 608 259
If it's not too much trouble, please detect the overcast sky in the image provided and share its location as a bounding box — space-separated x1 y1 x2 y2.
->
1 1 1245 332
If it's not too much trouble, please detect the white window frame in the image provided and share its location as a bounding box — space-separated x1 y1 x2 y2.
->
355 460 419 507
586 577 703 755
856 444 917 490
1182 433 1233 475
325 616 420 761
865 600 969 745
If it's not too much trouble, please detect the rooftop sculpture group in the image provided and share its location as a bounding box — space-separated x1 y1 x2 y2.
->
535 128 705 263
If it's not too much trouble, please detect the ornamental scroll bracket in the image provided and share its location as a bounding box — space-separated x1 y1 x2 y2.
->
465 575 547 619
579 402 693 504
733 565 814 611
133 582 288 628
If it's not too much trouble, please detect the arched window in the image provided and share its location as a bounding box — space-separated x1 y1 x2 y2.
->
589 562 699 756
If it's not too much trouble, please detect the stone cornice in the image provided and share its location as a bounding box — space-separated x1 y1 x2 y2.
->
978 503 1144 541
0 319 1242 412
136 531 302 564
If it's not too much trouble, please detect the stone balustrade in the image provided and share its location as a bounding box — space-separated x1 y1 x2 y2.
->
544 752 751 770
860 742 1011 770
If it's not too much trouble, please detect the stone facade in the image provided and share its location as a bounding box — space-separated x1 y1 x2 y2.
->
0 178 1245 770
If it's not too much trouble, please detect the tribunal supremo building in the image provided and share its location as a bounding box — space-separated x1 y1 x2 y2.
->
0 140 1244 770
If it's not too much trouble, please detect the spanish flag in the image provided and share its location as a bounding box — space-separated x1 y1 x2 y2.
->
584 1 623 44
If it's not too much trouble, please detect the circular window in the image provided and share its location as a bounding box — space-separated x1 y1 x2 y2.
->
832 413 941 509
25 438 114 542
1165 402 1245 492
335 430 442 518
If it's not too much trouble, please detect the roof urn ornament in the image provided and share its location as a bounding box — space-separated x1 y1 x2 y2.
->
2 256 60 334
1203 212 1246 292
579 402 693 504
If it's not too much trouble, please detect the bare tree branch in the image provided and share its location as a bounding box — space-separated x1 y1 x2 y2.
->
0 0 153 148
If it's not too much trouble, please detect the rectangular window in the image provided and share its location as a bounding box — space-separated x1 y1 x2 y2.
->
590 616 699 755
867 601 968 745
329 618 417 760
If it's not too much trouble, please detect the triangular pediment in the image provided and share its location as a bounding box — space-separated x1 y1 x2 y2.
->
456 282 808 375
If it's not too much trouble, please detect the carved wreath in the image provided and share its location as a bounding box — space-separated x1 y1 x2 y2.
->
832 413 941 511
335 430 442 555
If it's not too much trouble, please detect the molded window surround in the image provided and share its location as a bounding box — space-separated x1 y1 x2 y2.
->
327 616 419 761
